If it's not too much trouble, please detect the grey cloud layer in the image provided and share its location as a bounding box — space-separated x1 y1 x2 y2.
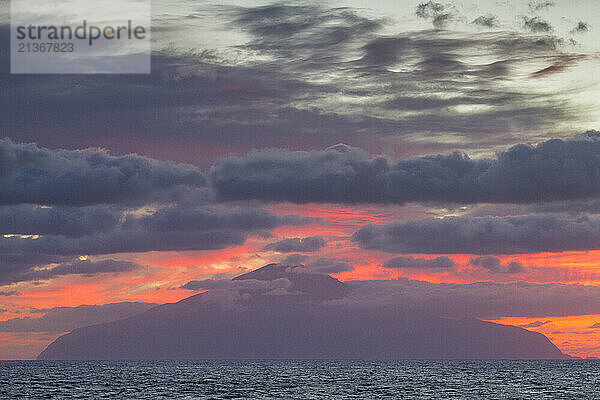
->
381 255 525 274
353 214 600 254
10 135 600 211
178 270 600 320
5 135 600 261
341 279 600 319
127 208 316 233
212 135 600 205
278 254 354 274
0 139 318 265
0 139 207 206
0 302 157 332
0 259 140 286
0 229 245 257
180 277 291 292
262 236 326 253
303 258 354 274
0 205 120 237
0 207 316 257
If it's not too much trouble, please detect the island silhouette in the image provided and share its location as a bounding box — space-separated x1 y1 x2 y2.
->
38 264 567 360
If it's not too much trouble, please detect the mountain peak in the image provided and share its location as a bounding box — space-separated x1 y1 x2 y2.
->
234 263 349 300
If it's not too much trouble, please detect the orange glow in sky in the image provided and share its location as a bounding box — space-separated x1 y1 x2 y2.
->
4 205 600 358
488 315 600 359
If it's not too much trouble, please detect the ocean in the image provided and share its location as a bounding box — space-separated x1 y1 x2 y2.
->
2 360 598 399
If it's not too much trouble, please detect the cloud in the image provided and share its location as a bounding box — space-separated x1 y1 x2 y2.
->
0 218 275 284
518 320 552 328
2 1 589 166
528 199 600 215
523 17 553 33
0 229 246 257
383 256 457 271
472 15 498 28
353 214 600 254
211 144 489 204
212 137 600 206
590 323 600 329
468 256 527 274
415 2 453 28
337 279 600 319
275 254 354 274
128 207 317 233
0 302 157 332
180 277 291 292
0 254 74 283
0 254 69 268
0 139 207 207
0 291 20 296
281 254 309 265
0 207 316 257
0 205 121 237
530 54 589 78
571 22 590 34
528 1 555 11
229 4 384 60
415 2 444 18
262 236 326 253
0 259 141 285
304 258 354 274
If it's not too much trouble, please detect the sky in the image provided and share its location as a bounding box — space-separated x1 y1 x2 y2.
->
1 0 600 359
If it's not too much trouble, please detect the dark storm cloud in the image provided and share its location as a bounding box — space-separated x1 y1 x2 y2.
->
339 279 600 319
0 302 157 332
476 135 600 203
0 207 316 257
0 139 207 206
383 256 457 270
0 137 319 262
211 144 490 204
262 236 326 253
0 259 140 285
468 256 527 274
353 214 600 254
0 205 121 237
212 136 600 206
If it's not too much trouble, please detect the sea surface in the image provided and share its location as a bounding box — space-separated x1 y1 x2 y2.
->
2 360 599 399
